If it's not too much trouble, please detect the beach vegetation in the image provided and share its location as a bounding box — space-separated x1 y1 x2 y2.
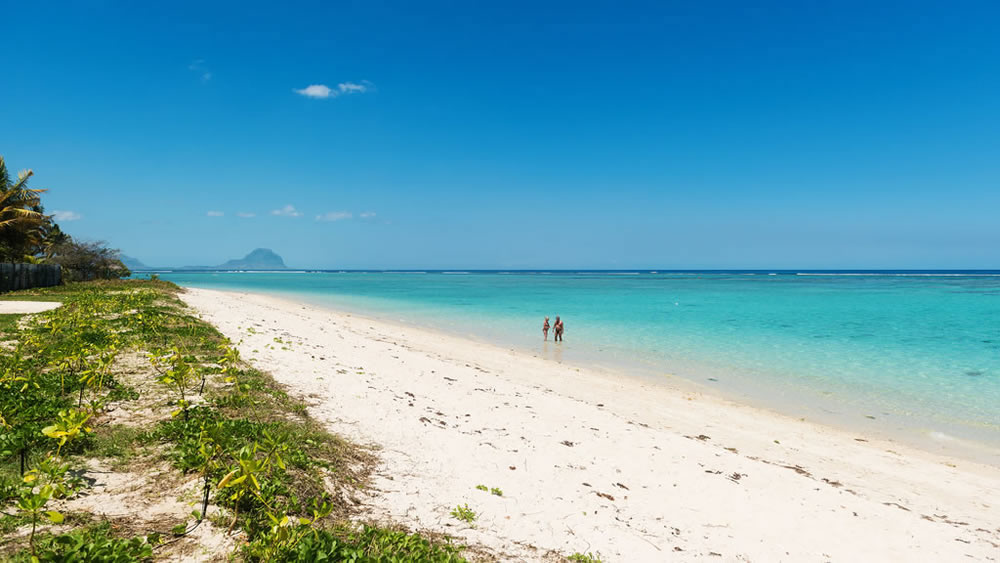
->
450 503 477 524
0 279 470 561
274 524 465 562
7 521 154 562
474 484 503 496
568 552 603 562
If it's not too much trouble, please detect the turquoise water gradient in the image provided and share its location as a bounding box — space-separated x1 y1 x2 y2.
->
162 271 1000 454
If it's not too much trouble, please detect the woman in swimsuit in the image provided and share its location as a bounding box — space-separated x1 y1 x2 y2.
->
554 316 564 342
543 316 550 340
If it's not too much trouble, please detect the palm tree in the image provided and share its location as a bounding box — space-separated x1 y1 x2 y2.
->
0 156 49 261
0 156 47 229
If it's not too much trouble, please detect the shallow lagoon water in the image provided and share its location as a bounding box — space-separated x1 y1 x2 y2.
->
161 271 1000 458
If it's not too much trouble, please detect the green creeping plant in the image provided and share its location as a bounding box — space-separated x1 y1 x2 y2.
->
449 504 477 524
567 553 603 562
11 522 153 562
262 524 466 562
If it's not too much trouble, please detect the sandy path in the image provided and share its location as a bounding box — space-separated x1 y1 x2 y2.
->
181 287 1000 562
0 301 62 313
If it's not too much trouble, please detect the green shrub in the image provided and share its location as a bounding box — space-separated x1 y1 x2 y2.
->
258 525 465 562
11 522 153 562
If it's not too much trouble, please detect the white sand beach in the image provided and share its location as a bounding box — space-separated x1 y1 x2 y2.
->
181 287 1000 562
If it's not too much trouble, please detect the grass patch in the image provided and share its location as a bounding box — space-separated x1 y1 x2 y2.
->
91 424 145 463
0 313 22 335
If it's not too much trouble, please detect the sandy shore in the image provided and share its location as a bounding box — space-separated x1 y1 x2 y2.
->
180 287 1000 561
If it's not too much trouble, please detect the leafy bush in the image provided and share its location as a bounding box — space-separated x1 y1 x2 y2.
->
260 525 465 562
11 522 153 562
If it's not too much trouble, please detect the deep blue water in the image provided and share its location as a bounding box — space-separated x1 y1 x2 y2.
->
158 270 1000 455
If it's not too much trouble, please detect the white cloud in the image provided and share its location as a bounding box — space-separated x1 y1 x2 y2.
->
189 59 212 82
236 212 256 218
52 210 82 221
271 204 302 217
294 84 333 98
316 211 352 222
359 211 376 219
206 210 224 217
294 81 373 99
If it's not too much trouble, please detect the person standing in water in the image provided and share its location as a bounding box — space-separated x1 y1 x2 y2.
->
543 316 550 340
554 316 564 342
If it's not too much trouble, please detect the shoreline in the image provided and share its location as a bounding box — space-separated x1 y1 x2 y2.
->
176 281 1000 466
180 286 1000 561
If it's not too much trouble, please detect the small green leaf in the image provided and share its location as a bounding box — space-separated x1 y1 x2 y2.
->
217 469 239 488
46 511 64 524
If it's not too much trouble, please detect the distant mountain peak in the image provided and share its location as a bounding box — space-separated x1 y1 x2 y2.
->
217 248 287 270
120 255 149 270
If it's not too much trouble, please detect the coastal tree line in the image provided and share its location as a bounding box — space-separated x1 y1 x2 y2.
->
0 155 128 282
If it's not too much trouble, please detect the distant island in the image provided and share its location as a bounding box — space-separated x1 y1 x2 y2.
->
209 248 287 270
122 248 288 271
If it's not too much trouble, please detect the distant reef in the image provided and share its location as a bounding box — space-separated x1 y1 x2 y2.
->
126 248 288 271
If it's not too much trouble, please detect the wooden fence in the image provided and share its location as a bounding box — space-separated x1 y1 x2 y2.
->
0 264 62 293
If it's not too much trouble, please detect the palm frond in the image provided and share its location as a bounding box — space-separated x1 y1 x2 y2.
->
0 156 9 189
10 169 38 192
1 208 45 219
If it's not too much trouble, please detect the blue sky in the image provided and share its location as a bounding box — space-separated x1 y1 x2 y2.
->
4 0 999 269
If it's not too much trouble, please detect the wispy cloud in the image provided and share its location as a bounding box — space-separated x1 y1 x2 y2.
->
337 81 370 94
294 81 374 99
189 59 212 82
271 204 302 217
52 210 82 221
236 212 256 218
359 211 376 219
206 210 224 217
316 211 352 222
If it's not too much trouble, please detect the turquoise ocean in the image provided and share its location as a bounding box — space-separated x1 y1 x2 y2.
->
160 271 1000 460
